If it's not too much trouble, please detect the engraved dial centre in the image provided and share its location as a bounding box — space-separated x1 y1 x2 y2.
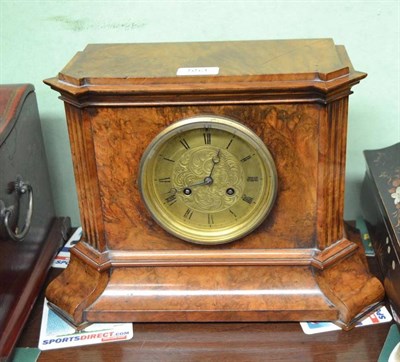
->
172 146 244 213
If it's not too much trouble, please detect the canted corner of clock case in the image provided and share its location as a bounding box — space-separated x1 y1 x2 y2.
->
314 228 385 329
45 253 110 326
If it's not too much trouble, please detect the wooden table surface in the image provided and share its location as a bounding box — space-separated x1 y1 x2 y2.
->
16 268 392 362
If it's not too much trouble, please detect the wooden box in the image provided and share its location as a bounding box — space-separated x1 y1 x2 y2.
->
0 84 70 360
44 39 384 329
362 143 400 324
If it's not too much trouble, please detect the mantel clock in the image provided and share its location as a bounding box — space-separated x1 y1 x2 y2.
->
44 39 384 329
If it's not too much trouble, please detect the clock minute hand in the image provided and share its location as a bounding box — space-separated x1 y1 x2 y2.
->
181 150 221 192
166 150 222 196
208 149 221 178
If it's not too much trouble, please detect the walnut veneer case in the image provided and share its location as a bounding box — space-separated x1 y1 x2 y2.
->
44 39 384 330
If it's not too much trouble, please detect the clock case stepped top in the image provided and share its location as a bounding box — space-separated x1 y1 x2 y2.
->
44 38 366 105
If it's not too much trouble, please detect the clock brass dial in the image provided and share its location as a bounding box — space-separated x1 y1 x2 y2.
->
138 115 277 244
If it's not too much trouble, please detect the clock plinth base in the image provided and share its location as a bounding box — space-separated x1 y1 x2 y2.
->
46 226 384 330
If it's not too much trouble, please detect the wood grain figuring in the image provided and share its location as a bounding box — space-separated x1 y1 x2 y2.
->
71 241 317 270
317 97 349 249
65 104 106 251
55 225 380 327
45 224 382 327
43 40 383 328
16 276 391 362
315 226 384 328
58 40 348 83
89 103 320 251
86 265 338 323
44 40 366 108
45 254 109 326
334 98 349 243
69 233 357 270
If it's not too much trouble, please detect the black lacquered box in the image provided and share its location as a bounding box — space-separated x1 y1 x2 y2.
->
362 143 400 324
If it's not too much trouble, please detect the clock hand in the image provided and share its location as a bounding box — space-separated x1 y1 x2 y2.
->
186 155 222 189
166 150 222 196
166 179 209 196
208 149 221 178
186 179 210 188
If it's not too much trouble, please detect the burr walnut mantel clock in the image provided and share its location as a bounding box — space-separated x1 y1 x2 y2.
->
44 39 384 329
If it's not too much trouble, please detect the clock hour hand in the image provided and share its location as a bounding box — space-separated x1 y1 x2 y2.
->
166 179 208 196
167 173 217 196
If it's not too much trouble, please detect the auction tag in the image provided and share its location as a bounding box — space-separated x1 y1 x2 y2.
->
177 67 219 76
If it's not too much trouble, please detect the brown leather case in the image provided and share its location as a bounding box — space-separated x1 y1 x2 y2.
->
0 84 70 360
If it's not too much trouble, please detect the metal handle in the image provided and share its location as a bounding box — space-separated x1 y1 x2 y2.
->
0 178 33 241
